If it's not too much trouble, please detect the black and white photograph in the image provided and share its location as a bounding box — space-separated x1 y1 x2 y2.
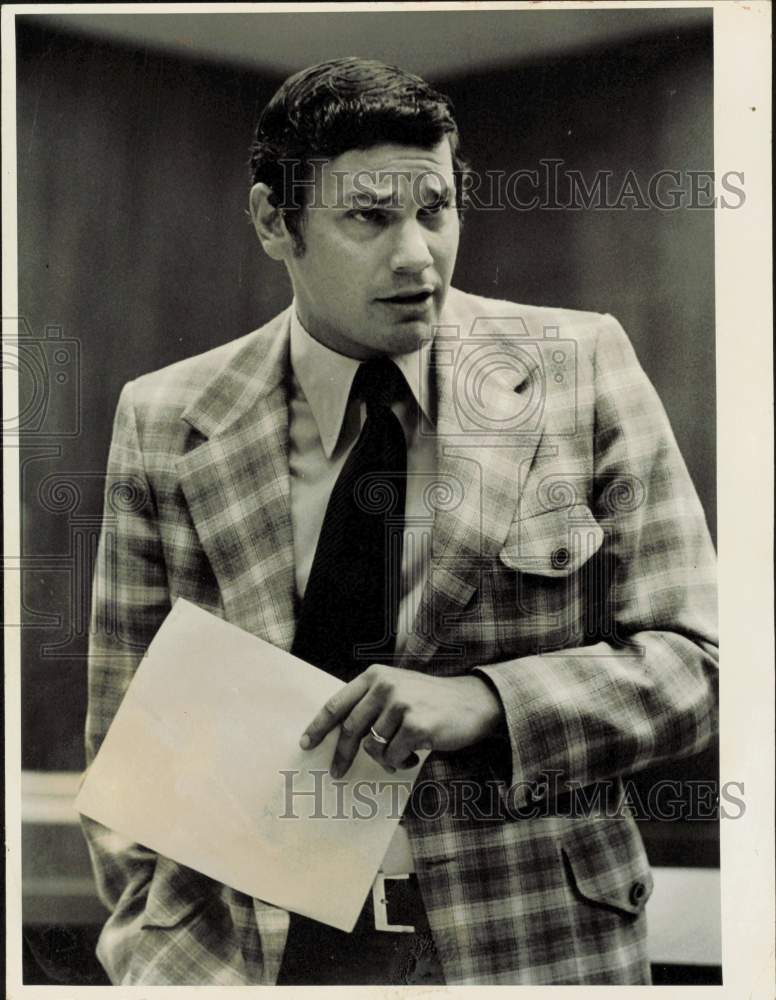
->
3 1 772 993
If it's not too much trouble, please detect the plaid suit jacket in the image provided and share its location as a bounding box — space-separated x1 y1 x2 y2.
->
82 287 718 985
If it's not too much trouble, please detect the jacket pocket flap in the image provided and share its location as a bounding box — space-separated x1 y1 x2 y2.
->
141 855 213 929
562 834 654 916
498 504 604 576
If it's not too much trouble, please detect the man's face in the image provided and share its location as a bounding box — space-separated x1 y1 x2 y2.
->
283 140 460 359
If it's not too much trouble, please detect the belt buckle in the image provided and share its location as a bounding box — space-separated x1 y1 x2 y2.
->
371 873 415 933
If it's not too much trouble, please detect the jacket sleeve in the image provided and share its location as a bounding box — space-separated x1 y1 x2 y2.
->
474 314 719 804
80 380 172 983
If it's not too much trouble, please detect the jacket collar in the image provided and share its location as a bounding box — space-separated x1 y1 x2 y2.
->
180 307 293 439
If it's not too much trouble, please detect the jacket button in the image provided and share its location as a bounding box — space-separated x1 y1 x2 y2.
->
629 880 647 906
551 547 570 569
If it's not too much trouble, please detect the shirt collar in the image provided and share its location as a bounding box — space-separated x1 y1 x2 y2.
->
289 306 434 459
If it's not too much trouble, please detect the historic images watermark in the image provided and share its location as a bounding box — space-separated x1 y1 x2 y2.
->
278 769 744 822
267 158 746 213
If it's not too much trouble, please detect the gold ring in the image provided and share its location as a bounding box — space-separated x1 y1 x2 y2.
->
369 726 389 745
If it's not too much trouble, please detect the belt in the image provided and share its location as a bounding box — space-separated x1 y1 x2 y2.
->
371 872 420 933
375 822 417 931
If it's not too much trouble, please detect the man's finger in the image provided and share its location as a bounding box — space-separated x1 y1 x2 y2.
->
362 703 405 772
329 687 384 778
300 674 370 749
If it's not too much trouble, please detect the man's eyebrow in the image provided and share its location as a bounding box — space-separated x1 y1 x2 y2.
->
340 179 454 209
341 188 401 208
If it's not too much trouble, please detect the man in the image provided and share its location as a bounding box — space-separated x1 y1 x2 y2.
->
82 58 718 986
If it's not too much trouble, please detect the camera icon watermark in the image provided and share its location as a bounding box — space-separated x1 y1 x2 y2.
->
422 315 577 441
2 318 81 437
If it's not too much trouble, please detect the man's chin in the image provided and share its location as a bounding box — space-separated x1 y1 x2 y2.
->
388 318 435 354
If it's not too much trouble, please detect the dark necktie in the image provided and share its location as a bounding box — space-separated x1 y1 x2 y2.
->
291 357 408 682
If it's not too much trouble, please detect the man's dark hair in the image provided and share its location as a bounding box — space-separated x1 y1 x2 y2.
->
249 57 470 253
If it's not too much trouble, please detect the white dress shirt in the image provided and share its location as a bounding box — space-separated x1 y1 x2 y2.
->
288 307 438 657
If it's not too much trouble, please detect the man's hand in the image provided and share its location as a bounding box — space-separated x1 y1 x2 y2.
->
299 664 504 778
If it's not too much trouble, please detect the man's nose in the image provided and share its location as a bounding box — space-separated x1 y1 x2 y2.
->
390 219 434 274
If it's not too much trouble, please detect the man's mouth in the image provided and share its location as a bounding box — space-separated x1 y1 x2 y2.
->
378 288 435 305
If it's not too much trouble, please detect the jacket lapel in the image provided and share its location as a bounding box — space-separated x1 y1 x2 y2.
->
177 310 297 651
401 305 545 670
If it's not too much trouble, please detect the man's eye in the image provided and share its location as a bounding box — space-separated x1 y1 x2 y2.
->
419 198 452 217
349 208 387 224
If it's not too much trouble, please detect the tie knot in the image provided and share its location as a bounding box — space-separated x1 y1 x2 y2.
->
352 357 407 410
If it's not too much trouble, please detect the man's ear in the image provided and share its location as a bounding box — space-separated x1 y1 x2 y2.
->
249 183 294 260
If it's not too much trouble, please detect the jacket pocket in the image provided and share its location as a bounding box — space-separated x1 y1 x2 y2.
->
499 504 604 577
141 855 214 930
561 820 654 917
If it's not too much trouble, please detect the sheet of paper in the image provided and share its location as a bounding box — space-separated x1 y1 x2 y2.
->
75 598 426 931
